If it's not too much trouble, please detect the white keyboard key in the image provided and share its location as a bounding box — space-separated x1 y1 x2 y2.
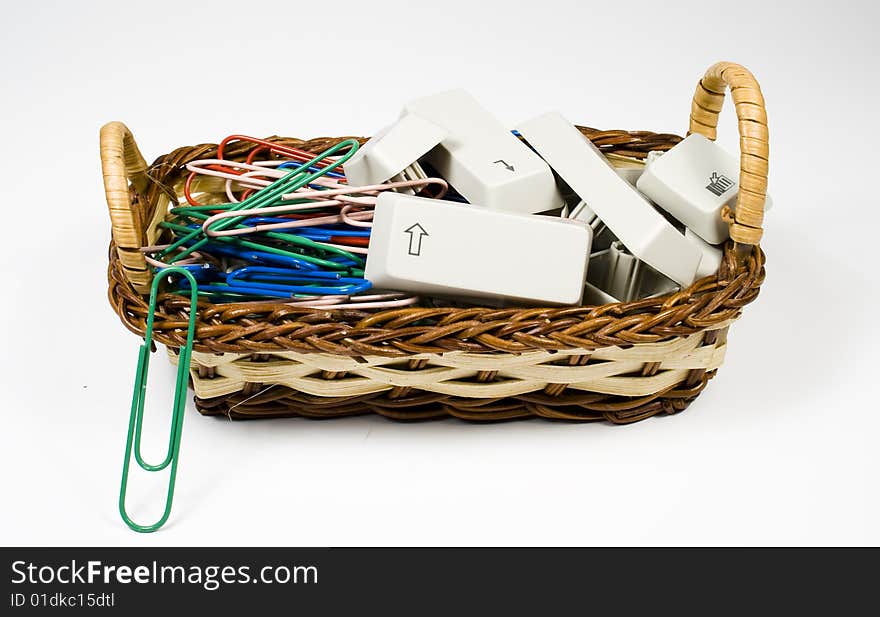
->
365 192 591 305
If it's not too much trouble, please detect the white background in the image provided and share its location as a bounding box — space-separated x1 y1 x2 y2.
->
1 0 878 546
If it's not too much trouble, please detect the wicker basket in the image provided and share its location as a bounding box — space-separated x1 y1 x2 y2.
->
100 61 768 424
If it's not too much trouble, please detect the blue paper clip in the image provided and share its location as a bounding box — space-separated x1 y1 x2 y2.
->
225 266 372 296
278 160 346 180
195 242 321 271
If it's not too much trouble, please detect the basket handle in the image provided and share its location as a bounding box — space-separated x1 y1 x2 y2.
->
100 121 156 293
688 62 769 246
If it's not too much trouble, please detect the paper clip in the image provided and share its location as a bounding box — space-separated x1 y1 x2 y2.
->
119 267 199 533
183 159 344 206
197 177 446 241
158 139 360 264
157 220 365 275
227 266 372 295
217 134 349 171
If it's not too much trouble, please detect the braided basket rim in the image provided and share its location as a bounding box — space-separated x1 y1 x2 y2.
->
106 127 766 358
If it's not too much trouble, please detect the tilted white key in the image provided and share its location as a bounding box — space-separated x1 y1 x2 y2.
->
344 114 447 187
402 90 562 214
517 111 702 286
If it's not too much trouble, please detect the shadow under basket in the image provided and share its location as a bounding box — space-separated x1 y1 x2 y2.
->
101 61 769 425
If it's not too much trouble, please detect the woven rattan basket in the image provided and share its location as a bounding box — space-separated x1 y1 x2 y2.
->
101 62 768 424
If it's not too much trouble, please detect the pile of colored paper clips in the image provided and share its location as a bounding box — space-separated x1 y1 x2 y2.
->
143 135 448 309
121 135 453 532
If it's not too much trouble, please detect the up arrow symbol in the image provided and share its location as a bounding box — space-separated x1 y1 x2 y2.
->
404 223 429 256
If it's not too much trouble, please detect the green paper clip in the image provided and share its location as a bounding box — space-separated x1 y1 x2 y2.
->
157 138 361 264
119 267 199 533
